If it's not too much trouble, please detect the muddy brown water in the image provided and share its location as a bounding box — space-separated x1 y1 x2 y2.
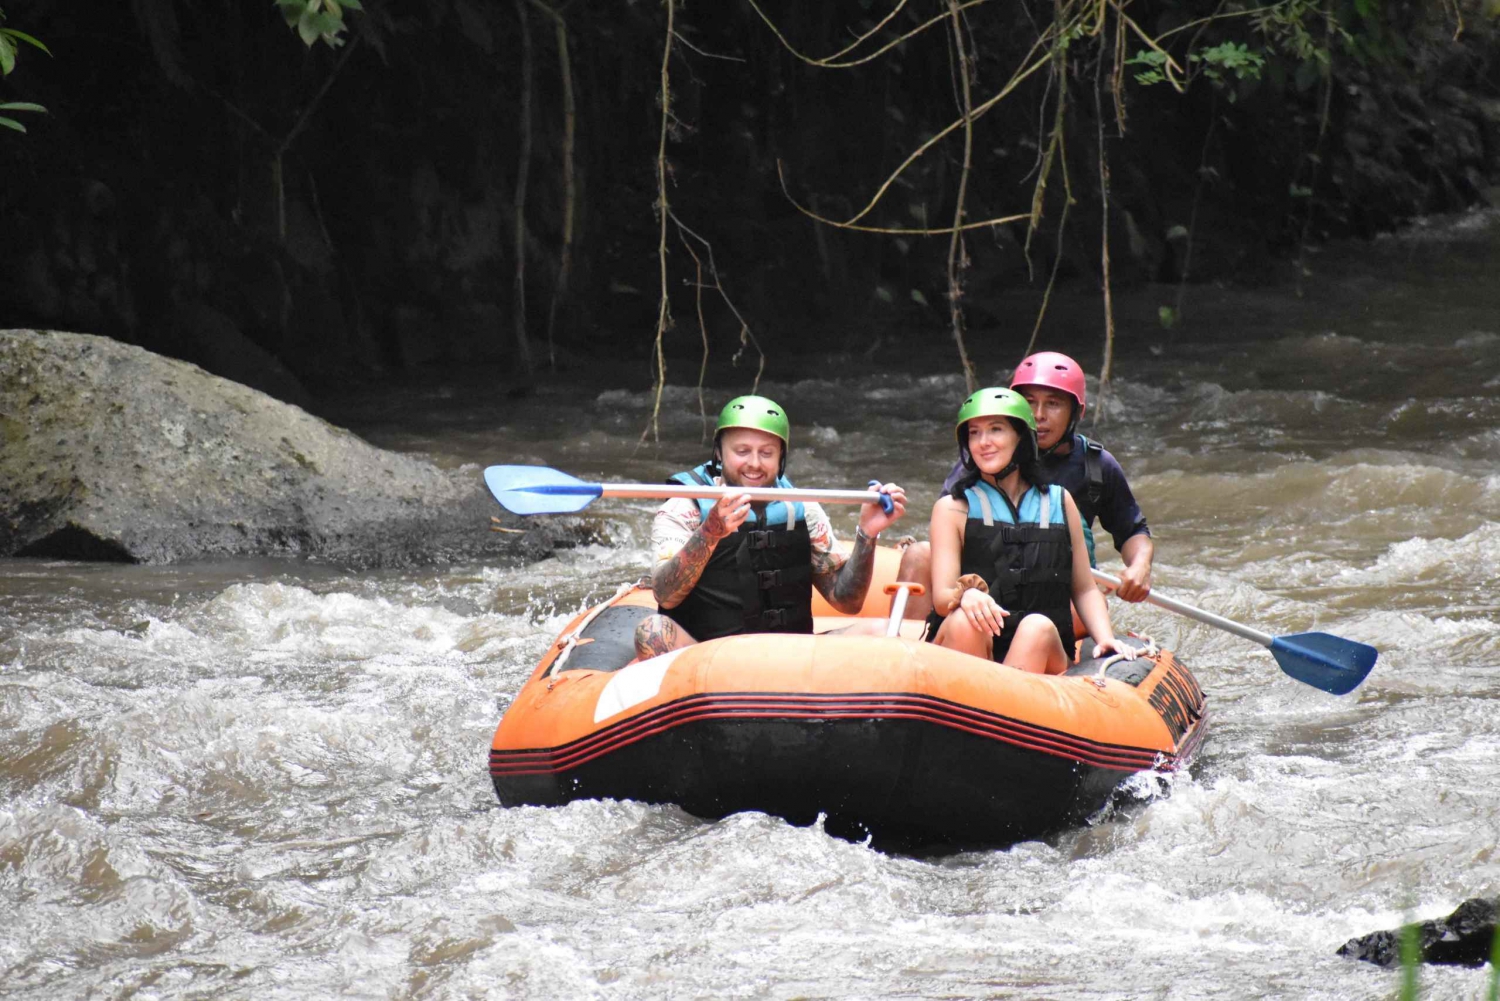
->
4 211 1500 999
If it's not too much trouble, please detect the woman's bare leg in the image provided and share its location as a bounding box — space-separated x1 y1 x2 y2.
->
1002 613 1070 675
894 540 934 620
932 607 994 660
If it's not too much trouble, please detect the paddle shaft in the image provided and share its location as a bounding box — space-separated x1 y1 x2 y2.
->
594 483 887 506
886 587 912 638
1091 568 1273 647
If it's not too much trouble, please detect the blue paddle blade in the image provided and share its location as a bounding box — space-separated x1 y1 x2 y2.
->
1269 632 1378 696
484 465 604 515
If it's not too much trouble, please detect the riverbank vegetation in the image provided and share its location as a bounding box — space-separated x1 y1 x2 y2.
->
1 1 1496 412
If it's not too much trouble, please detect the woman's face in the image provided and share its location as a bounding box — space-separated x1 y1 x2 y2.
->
965 416 1019 475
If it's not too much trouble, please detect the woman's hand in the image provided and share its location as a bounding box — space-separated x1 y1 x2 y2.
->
958 585 1008 637
1090 638 1125 659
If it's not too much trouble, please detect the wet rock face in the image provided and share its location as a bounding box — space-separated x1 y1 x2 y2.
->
0 329 574 566
1337 897 1498 969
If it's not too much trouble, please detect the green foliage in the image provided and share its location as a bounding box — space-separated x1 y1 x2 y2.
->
1127 0 1416 105
0 7 50 134
1399 917 1421 1000
1128 42 1264 98
0 9 50 76
0 100 46 133
1125 49 1170 87
274 0 364 49
1489 921 1499 1001
1254 0 1332 67
1157 305 1178 330
1193 42 1265 86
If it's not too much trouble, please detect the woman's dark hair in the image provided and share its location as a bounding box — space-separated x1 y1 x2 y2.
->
949 417 1040 500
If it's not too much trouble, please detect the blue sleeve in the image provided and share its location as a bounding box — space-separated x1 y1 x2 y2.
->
1097 449 1149 551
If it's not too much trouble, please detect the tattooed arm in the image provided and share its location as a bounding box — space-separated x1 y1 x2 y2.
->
809 484 907 614
813 526 879 614
652 491 751 609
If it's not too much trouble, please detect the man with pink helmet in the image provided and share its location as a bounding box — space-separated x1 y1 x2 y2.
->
1000 351 1153 603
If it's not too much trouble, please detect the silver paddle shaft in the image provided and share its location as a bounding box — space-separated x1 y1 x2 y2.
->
886 587 913 638
599 484 884 506
1091 568 1274 648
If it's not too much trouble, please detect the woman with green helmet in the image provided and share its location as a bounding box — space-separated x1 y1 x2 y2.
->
633 394 907 658
928 387 1122 673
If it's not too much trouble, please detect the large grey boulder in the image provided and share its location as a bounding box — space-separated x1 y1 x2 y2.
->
1 329 571 565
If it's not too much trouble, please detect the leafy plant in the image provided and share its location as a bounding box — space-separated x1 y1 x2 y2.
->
1398 915 1421 1001
1128 41 1265 96
1125 49 1170 87
1489 921 1498 1001
1193 42 1266 85
0 7 50 133
273 0 364 49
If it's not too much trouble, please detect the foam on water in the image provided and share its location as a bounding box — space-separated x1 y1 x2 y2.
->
7 271 1500 997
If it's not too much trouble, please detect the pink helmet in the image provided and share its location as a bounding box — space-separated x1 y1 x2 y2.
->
1010 351 1086 412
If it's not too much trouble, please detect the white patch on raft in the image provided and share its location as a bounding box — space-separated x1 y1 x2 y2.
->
593 649 684 723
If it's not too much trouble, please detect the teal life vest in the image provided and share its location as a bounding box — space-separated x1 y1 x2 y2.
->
660 463 814 641
955 479 1074 662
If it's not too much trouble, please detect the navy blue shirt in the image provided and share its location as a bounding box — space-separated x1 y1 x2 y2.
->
941 433 1149 551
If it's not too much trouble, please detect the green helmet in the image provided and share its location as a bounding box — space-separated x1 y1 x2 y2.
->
954 386 1037 463
715 395 790 475
956 386 1036 431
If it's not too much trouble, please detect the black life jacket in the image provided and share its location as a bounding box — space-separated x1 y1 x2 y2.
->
955 479 1074 662
660 464 814 642
1071 434 1105 566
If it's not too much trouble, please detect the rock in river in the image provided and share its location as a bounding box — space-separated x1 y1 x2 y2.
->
1 329 575 565
1337 897 1498 969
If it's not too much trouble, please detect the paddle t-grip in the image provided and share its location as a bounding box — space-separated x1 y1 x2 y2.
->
883 582 926 637
868 480 895 515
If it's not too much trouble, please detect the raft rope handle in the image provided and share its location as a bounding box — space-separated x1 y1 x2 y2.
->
1126 631 1160 659
1091 652 1132 678
546 580 639 677
1089 632 1161 678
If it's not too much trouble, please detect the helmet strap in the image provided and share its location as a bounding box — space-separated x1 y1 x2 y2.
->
1039 402 1080 459
707 436 724 478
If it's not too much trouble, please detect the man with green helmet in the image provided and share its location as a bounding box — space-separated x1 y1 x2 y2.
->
633 394 907 658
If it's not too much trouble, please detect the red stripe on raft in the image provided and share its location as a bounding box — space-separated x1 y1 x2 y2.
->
490 694 1170 771
489 693 1184 777
492 707 1162 775
493 692 1161 766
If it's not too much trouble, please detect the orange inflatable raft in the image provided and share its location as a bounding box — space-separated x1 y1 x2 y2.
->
489 549 1207 849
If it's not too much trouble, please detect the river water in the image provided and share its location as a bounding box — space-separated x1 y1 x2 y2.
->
4 211 1500 999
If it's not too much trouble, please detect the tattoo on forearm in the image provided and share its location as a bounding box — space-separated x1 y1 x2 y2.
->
828 530 876 613
634 614 682 659
654 525 719 608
